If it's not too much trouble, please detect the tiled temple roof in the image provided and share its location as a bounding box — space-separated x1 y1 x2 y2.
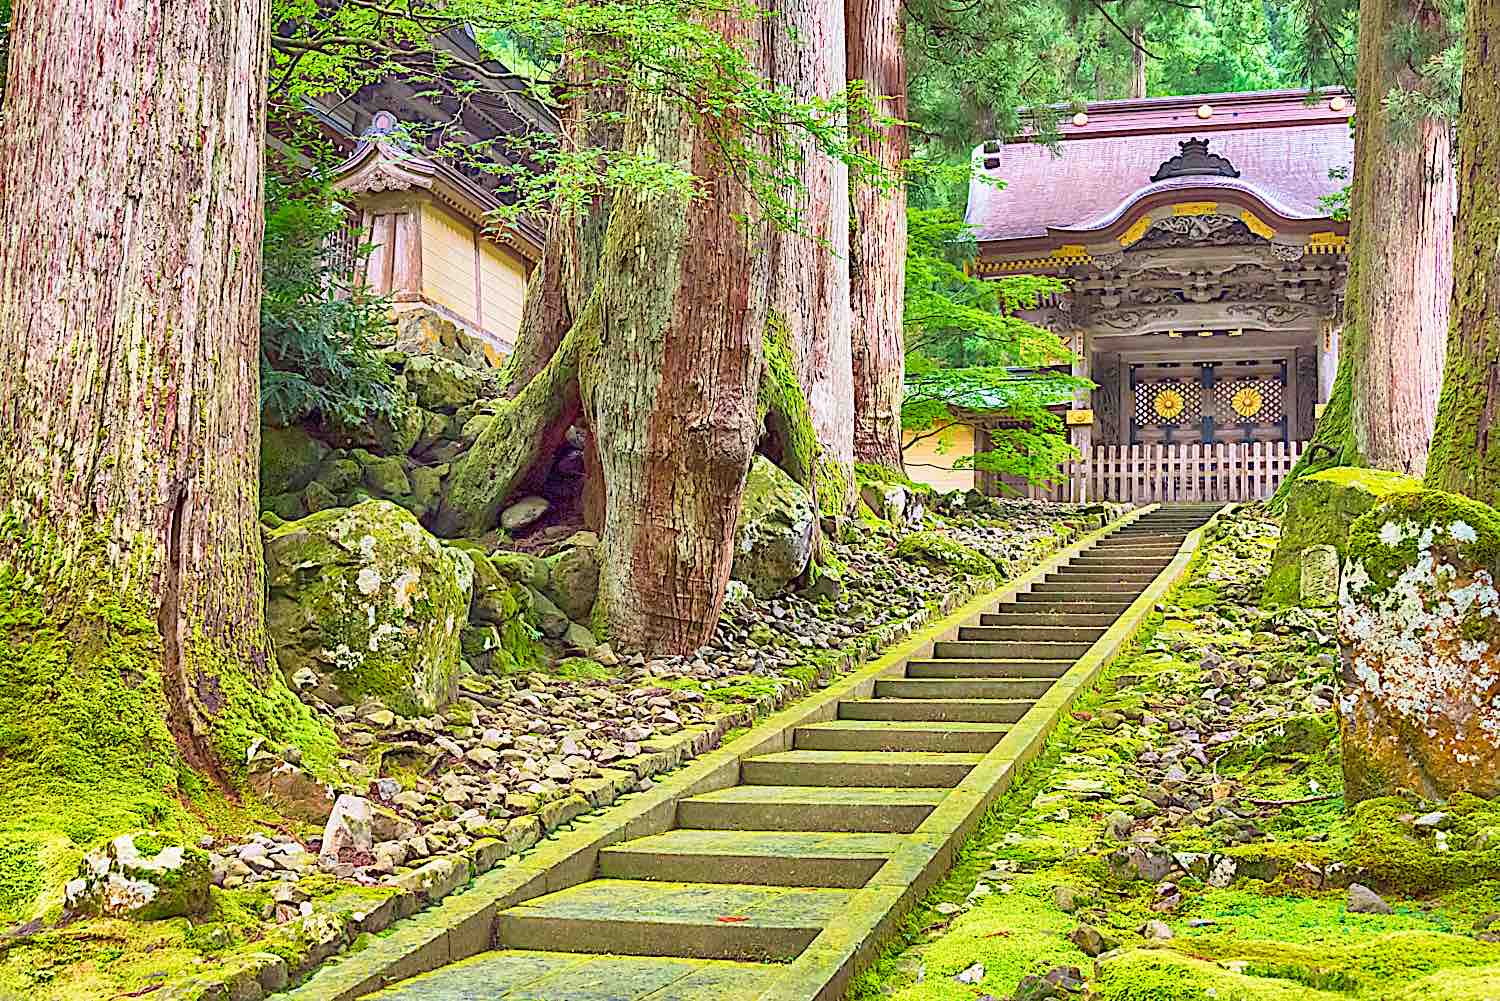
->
967 90 1352 246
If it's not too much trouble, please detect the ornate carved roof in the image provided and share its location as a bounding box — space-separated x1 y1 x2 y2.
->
1150 138 1240 181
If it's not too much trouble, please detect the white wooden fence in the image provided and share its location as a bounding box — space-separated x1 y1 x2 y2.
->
1014 441 1306 503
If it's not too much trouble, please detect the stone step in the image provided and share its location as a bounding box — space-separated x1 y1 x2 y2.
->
599 829 904 888
934 638 1095 659
1047 570 1160 584
978 612 1118 627
954 624 1107 643
1029 586 1146 601
906 657 1075 678
839 697 1033 724
1094 538 1183 549
368 949 779 1001
740 749 981 788
677 785 947 833
1067 558 1174 570
495 879 849 962
1032 578 1145 593
1006 596 1135 613
794 719 1012 753
876 677 1057 701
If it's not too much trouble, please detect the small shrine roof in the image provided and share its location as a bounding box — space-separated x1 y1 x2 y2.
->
967 90 1352 246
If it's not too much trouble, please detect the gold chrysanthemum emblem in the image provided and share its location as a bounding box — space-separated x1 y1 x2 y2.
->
1154 387 1186 420
1231 386 1264 419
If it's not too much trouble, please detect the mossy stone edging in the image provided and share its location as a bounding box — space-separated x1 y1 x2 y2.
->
255 510 1134 1001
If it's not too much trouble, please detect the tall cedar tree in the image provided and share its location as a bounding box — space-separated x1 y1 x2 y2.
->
1427 0 1500 504
848 0 909 471
0 0 332 854
441 8 773 654
766 0 857 514
1280 0 1454 498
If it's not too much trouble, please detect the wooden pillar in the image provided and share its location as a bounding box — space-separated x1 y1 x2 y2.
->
1070 328 1093 456
1318 318 1341 403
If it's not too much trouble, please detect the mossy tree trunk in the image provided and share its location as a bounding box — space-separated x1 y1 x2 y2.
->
766 0 856 515
445 9 770 654
1273 0 1455 504
578 11 770 653
1346 0 1453 478
1426 0 1500 506
0 0 331 843
847 0 908 472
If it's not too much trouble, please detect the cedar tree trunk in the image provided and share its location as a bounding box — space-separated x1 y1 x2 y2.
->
0 0 330 855
1426 0 1500 505
579 29 770 653
1346 0 1453 476
847 0 908 471
1273 0 1454 503
766 0 855 514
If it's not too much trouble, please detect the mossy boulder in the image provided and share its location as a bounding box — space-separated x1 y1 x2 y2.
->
543 532 601 622
261 426 329 497
403 354 484 413
63 832 211 921
1264 466 1421 606
264 500 474 716
896 531 998 578
732 455 816 599
1339 489 1500 803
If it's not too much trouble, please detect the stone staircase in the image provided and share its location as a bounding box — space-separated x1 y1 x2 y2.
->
370 505 1219 1001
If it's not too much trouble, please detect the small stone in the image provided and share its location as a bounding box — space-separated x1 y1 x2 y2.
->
1348 883 1393 915
953 961 985 985
933 901 963 916
1067 923 1118 957
1413 811 1447 830
1139 919 1174 941
500 496 550 531
364 708 397 728
1052 885 1082 913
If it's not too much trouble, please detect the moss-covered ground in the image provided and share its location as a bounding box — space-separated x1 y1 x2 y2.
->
850 510 1500 1001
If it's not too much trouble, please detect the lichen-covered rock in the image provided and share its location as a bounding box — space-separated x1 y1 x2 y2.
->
261 426 329 497
359 453 412 498
544 532 601 621
404 354 484 413
493 551 550 591
394 306 500 369
265 500 474 716
733 455 816 598
1265 466 1422 605
64 832 211 921
1339 489 1500 803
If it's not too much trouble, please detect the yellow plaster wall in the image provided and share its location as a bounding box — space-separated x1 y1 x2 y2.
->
902 424 977 493
479 241 528 349
421 201 480 325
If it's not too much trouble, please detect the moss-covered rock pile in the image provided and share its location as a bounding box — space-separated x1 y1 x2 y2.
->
854 509 1500 1001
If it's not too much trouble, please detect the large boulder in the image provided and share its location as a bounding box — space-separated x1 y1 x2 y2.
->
265 500 474 716
544 532 601 622
1264 467 1422 606
261 426 329 497
1339 489 1500 803
403 354 484 413
64 832 211 921
733 456 816 598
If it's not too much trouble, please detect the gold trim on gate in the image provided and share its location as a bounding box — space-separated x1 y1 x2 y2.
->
1240 210 1276 240
1173 201 1218 216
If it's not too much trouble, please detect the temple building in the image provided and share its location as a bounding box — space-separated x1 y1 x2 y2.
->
301 27 556 362
924 88 1352 501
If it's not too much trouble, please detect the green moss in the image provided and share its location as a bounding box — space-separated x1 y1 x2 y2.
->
1097 950 1344 1001
760 315 852 518
894 531 997 578
1349 795 1500 894
260 425 327 497
1263 465 1422 605
553 657 615 681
